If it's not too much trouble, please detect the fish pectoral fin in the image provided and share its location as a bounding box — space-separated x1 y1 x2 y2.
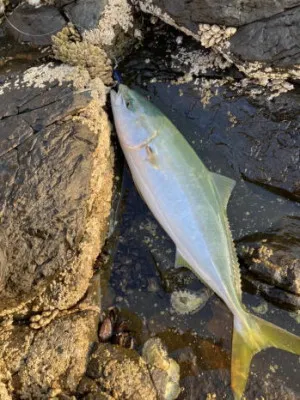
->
175 249 191 269
145 144 159 169
211 172 236 208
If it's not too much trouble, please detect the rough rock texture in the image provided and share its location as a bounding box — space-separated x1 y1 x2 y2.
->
138 0 300 71
78 343 157 400
4 0 137 61
139 0 300 27
0 63 113 317
52 24 113 83
10 311 98 398
4 3 67 46
179 368 300 400
0 63 113 397
238 216 300 309
63 0 107 32
230 7 300 67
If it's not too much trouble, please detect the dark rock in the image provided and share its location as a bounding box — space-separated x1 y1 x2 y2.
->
138 1 300 68
179 366 299 400
250 88 300 122
0 33 49 75
55 0 76 7
63 0 107 33
178 370 232 400
230 7 300 67
139 0 300 28
244 274 300 310
238 216 300 309
4 3 66 46
238 216 300 295
143 81 300 204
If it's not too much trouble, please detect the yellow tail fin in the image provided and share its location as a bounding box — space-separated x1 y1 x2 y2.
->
231 313 300 400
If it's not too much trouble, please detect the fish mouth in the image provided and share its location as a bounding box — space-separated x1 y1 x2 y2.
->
110 84 129 107
110 88 125 107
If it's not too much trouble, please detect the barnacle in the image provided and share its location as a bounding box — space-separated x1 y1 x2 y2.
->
198 24 237 49
198 22 298 97
83 0 134 47
52 24 112 84
0 0 9 16
170 288 212 315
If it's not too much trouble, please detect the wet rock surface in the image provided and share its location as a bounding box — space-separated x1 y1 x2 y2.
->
101 17 300 400
238 217 300 295
1 2 300 400
4 3 67 46
63 0 107 32
139 0 300 27
230 7 300 67
138 0 300 69
3 0 137 60
237 216 300 309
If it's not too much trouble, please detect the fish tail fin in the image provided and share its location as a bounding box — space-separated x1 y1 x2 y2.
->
231 312 300 400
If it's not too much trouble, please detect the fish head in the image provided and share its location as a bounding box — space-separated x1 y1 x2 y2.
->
110 84 157 149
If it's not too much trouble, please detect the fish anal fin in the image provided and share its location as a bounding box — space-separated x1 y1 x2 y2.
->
175 249 191 269
231 313 300 400
211 172 236 208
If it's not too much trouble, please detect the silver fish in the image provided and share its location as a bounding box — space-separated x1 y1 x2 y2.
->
111 84 300 400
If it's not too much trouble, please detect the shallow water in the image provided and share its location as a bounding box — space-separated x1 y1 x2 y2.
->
101 22 300 400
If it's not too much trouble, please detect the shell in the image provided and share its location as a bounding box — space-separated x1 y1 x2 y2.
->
143 338 181 400
99 317 113 342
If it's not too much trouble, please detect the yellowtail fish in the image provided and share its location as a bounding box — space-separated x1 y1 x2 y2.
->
110 84 300 399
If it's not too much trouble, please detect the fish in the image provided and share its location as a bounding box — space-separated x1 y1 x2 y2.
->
110 84 300 399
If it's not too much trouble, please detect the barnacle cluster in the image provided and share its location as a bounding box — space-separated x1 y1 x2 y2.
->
171 47 231 78
198 24 237 49
233 61 296 98
267 79 294 99
83 0 134 47
197 23 298 98
52 24 112 84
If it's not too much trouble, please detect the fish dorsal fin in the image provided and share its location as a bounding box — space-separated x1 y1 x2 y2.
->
175 248 191 269
211 172 236 209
